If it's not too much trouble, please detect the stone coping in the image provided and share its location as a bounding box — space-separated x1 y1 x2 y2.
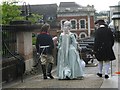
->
2 24 42 32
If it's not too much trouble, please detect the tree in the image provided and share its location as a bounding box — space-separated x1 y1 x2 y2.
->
1 1 22 25
28 13 43 24
1 1 43 25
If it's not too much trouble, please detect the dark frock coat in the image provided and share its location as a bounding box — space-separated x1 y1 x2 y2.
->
94 26 116 61
36 32 54 55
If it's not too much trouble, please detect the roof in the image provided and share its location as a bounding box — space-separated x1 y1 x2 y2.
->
30 4 58 16
59 2 81 8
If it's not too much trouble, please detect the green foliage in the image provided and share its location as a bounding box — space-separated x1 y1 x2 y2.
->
28 14 43 24
1 1 21 25
1 1 43 25
32 35 36 45
0 5 2 24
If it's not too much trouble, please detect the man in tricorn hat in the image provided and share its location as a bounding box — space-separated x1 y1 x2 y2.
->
94 19 116 79
94 19 108 29
95 19 105 24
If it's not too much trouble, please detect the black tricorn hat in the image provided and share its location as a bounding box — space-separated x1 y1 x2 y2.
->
95 19 105 25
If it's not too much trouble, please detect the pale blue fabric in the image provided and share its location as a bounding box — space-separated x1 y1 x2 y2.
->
57 32 84 79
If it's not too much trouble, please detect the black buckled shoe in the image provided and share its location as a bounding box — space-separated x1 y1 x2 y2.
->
105 75 109 79
47 74 54 79
97 73 102 77
47 63 54 79
43 75 47 79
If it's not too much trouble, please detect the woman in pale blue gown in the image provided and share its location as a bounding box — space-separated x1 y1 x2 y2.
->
57 21 85 80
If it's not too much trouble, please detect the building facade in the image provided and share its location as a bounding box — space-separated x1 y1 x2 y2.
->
110 1 120 22
57 2 96 38
30 4 58 27
30 2 96 38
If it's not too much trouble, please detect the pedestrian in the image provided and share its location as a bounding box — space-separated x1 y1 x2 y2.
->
52 36 58 65
57 20 84 80
36 23 54 79
94 19 116 79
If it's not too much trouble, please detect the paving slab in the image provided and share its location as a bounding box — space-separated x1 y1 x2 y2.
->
2 42 119 89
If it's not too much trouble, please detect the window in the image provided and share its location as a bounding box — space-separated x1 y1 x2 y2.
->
48 17 53 20
81 34 86 38
79 19 86 29
79 32 87 38
71 20 77 29
61 20 66 30
65 8 70 11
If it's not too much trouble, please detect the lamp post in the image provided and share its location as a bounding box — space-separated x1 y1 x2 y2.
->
21 2 32 20
87 6 91 37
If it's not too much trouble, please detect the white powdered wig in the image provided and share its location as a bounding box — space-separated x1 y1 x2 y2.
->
63 21 71 34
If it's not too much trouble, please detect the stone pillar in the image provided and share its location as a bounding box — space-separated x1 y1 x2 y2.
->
17 32 33 71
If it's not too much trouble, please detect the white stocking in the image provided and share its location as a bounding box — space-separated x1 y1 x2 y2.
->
104 61 110 75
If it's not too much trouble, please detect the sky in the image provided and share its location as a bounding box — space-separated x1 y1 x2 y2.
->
1 0 120 12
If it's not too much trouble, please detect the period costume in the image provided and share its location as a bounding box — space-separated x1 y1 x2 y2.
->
94 24 116 61
36 24 54 79
57 21 84 80
94 20 116 79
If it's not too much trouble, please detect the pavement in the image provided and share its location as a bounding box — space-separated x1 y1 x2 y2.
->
101 75 118 88
2 61 119 89
1 42 120 89
101 42 120 89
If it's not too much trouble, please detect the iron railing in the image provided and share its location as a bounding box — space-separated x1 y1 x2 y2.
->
2 25 25 83
2 25 17 58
